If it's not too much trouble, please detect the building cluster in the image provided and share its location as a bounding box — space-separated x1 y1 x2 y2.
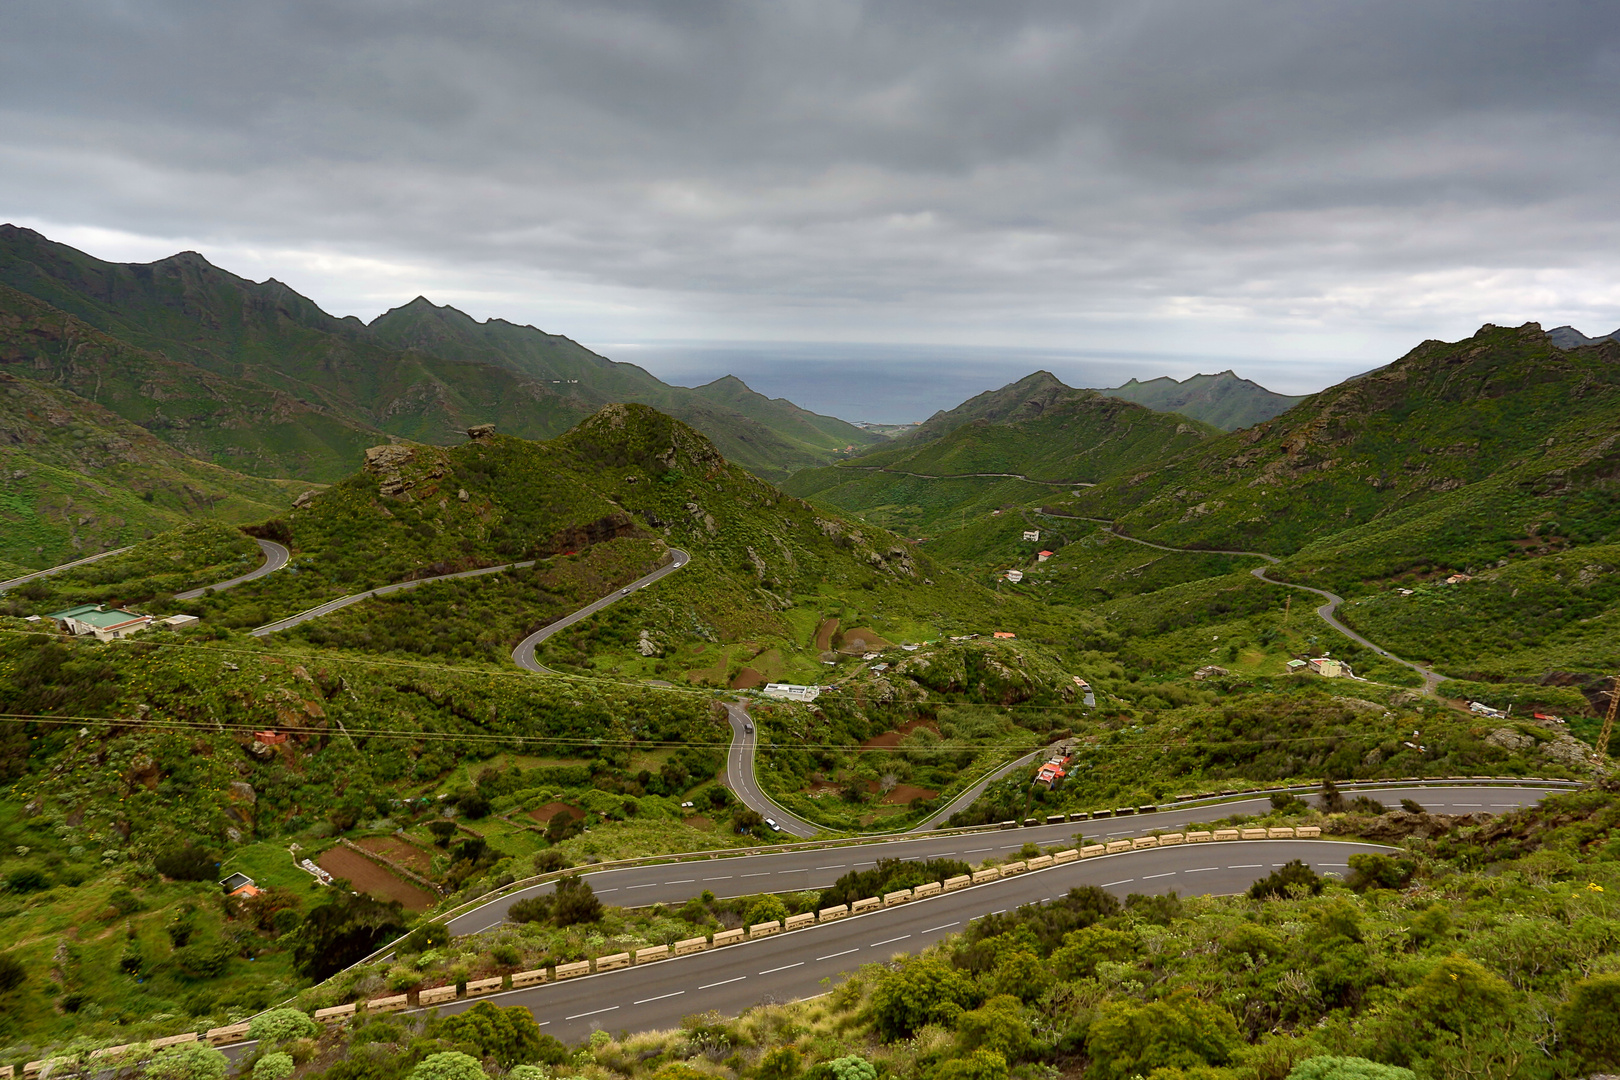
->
1034 741 1079 789
42 603 197 641
1285 655 1352 678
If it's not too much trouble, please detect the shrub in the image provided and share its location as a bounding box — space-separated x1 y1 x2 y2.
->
0 951 26 994
552 876 602 927
253 1053 295 1080
248 1007 321 1044
154 845 218 882
758 1047 802 1080
1085 992 1241 1080
1287 1057 1415 1080
507 895 554 923
436 1001 548 1066
400 922 451 954
531 849 571 874
427 821 458 847
869 957 980 1038
490 942 522 966
107 887 145 915
2 868 49 893
409 1051 487 1080
1248 860 1323 900
935 1049 1007 1080
956 995 1034 1060
145 1043 230 1080
1558 972 1620 1069
826 1058 877 1080
743 894 789 926
1346 854 1415 892
290 892 409 979
1405 904 1452 949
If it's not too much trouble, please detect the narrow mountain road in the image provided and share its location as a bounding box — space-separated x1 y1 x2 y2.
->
723 703 819 837
834 464 1094 487
251 559 539 637
1039 514 1444 694
511 549 690 674
0 545 134 593
175 539 290 600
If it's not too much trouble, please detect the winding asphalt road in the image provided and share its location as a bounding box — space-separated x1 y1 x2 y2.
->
400 839 1401 1043
440 781 1565 939
1042 517 1445 694
175 540 291 600
511 549 690 674
251 558 540 637
724 704 820 837
835 464 1094 488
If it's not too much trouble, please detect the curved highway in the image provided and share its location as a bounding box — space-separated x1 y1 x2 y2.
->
835 464 1094 488
408 839 1396 1043
176 539 290 600
440 781 1564 938
251 558 539 637
724 704 819 837
511 549 690 673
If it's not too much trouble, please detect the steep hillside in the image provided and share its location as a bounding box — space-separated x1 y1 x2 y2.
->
0 370 301 567
1065 323 1620 559
0 226 881 482
784 379 1215 534
1100 370 1306 430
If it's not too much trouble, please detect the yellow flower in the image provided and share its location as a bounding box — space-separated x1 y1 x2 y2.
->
1588 882 1604 892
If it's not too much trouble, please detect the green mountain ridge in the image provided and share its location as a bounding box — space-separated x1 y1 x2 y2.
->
1099 369 1307 430
0 225 882 488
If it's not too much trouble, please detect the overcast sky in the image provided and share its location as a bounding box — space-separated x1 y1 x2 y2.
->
6 1 1620 405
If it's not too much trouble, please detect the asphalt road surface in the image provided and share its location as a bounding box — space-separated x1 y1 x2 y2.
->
442 782 1564 937
422 839 1395 1042
724 703 820 837
511 549 691 673
0 545 134 593
175 539 291 600
251 558 539 637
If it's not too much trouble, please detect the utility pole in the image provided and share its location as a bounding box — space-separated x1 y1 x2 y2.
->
1599 674 1619 763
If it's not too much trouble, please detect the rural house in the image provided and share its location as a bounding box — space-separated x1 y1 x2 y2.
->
47 603 153 642
1022 530 1040 541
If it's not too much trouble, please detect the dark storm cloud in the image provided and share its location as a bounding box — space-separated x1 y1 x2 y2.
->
5 0 1620 391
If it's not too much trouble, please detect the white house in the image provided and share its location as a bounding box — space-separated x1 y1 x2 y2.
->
763 683 822 702
1005 569 1024 583
1022 530 1040 542
47 604 152 642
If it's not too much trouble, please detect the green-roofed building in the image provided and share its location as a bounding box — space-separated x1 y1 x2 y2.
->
47 603 153 642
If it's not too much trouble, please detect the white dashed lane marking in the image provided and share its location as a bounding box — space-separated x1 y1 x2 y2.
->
817 948 859 962
634 991 685 1005
760 962 804 974
923 922 960 934
869 935 912 948
1143 872 1176 880
1103 879 1134 887
699 976 747 989
566 1006 619 1020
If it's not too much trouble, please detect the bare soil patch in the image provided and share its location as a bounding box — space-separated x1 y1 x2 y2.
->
316 846 435 910
837 626 893 655
683 815 714 830
860 717 940 749
730 667 764 689
881 783 937 805
814 617 839 652
528 801 585 825
355 835 434 874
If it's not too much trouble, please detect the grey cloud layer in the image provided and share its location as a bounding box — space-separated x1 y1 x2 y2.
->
5 0 1620 372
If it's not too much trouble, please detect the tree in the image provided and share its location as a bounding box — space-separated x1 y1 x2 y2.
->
552 875 602 927
436 1001 551 1066
531 849 570 874
145 1043 230 1080
869 957 980 1038
1317 779 1346 814
506 895 554 924
1287 1057 1415 1080
248 1008 320 1044
1086 992 1242 1080
409 1052 486 1080
290 892 409 979
1558 972 1620 1069
1053 926 1140 980
732 807 766 834
1346 854 1415 892
253 1053 296 1080
400 922 451 953
427 821 458 847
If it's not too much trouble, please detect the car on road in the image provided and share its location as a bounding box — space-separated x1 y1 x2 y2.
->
765 817 781 832
744 721 754 733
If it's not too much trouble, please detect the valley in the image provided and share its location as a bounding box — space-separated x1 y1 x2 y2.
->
2 248 1618 1080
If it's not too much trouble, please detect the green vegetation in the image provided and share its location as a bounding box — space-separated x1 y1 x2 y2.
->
1100 370 1307 431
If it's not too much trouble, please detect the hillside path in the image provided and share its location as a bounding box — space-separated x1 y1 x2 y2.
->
834 464 1094 487
175 539 290 599
0 545 135 593
511 548 691 674
1040 513 1443 693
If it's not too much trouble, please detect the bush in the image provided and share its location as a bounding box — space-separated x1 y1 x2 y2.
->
0 951 26 994
1086 992 1241 1080
145 1043 230 1080
743 894 789 926
1346 853 1415 892
436 1001 548 1066
1248 860 1324 900
154 845 219 882
935 1049 1007 1080
400 922 451 954
826 1058 877 1080
253 1053 295 1080
506 896 554 924
869 956 980 1038
531 850 571 874
290 892 409 979
409 1051 487 1080
758 1047 802 1080
427 821 458 847
957 995 1034 1060
1558 972 1620 1069
248 1007 321 1044
552 876 602 927
1287 1057 1415 1080
2 868 49 893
